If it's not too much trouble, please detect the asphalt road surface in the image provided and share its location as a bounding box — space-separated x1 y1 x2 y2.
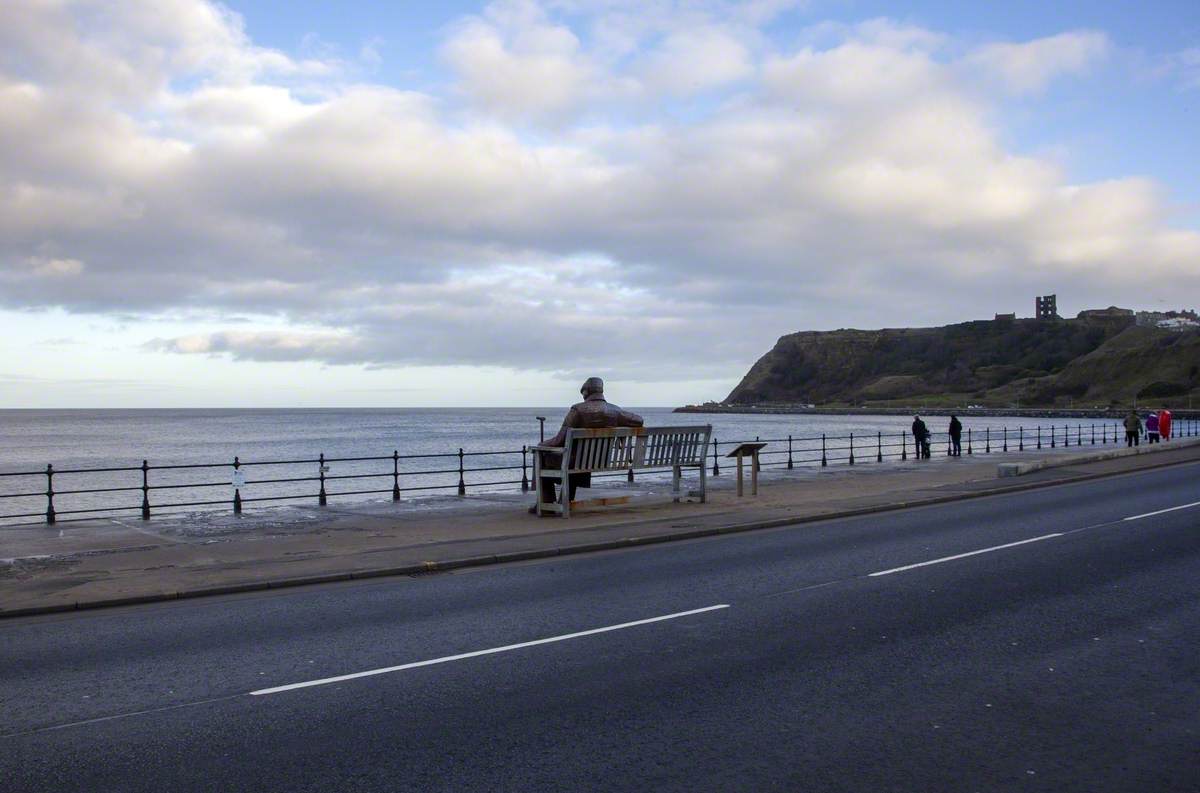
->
2 462 1198 792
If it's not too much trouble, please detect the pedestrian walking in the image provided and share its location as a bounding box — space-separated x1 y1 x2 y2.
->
1124 409 1142 447
948 415 962 457
1145 411 1160 444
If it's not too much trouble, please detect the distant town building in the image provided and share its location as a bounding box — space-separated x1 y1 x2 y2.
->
993 313 1015 321
1137 309 1198 327
1156 317 1200 332
1076 306 1134 321
1035 294 1058 320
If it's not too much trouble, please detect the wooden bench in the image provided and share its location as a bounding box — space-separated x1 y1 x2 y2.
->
531 425 712 517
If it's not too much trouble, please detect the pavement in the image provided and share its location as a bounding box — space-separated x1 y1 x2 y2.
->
2 456 1198 791
2 436 1199 616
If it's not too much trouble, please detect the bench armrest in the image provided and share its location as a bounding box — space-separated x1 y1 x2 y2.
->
530 445 562 453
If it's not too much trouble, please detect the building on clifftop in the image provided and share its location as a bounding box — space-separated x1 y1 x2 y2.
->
1035 294 1058 320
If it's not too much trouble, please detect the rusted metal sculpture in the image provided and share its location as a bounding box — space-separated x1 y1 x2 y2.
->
533 377 643 511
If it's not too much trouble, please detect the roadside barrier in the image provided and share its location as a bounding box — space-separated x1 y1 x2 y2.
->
1 418 1194 526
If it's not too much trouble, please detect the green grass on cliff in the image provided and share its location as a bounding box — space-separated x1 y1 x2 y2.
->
727 319 1200 409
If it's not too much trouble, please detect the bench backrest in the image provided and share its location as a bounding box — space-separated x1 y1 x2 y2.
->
563 425 712 472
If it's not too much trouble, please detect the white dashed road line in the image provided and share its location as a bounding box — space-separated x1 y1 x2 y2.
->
867 534 1064 577
251 604 730 696
1123 501 1200 522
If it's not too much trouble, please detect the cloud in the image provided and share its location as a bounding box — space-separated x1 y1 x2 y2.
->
637 26 754 95
1162 47 1200 90
964 31 1110 94
441 1 593 120
0 0 1196 385
146 330 361 361
15 256 86 278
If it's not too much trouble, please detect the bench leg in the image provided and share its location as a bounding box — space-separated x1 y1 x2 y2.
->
699 462 706 503
533 452 544 516
560 461 570 518
672 465 681 502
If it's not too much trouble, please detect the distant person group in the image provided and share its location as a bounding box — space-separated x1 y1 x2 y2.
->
911 415 963 459
1124 408 1173 447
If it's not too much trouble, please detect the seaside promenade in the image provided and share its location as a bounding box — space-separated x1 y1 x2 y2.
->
4 435 1199 616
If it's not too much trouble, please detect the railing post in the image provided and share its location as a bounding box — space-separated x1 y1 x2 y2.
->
787 435 794 469
1091 423 1095 445
821 434 828 466
141 459 151 520
1078 424 1082 446
233 456 242 515
1002 426 1008 453
318 453 328 506
1063 424 1068 447
457 448 466 496
967 428 973 455
848 433 855 465
1050 424 1055 448
1037 425 1042 449
877 431 883 463
901 432 907 461
393 450 402 501
712 438 720 476
45 464 55 525
1018 426 1024 451
520 446 529 492
985 426 990 453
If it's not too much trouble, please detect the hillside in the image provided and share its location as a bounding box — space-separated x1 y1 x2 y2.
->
725 318 1200 408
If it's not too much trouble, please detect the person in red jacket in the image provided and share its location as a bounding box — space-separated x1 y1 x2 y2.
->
1158 408 1173 441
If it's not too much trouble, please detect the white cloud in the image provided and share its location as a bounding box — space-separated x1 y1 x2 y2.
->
637 26 754 95
0 0 1196 388
1163 47 1200 90
965 30 1110 94
441 1 593 119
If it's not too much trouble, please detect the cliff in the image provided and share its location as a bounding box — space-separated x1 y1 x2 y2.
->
725 316 1200 408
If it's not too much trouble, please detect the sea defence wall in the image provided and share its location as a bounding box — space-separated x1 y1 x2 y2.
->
997 435 1200 477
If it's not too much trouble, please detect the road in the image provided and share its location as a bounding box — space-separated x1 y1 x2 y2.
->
2 462 1198 792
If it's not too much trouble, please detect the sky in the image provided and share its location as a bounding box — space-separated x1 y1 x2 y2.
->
1 0 1198 408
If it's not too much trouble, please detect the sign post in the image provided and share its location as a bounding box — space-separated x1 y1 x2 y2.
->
726 442 767 497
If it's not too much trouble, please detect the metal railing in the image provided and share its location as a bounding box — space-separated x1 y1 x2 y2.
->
0 418 1194 527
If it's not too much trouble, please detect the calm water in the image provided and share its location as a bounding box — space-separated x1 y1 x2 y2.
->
0 409 1123 524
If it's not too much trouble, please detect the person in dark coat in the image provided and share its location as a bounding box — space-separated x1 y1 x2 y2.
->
948 415 963 457
912 416 930 459
532 377 643 513
1124 409 1142 447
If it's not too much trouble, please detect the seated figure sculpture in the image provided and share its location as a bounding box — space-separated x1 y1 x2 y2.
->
531 377 644 513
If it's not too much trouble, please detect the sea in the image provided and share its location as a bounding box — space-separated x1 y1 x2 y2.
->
0 408 1123 525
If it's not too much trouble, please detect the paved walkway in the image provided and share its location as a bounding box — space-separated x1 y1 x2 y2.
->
3 438 1199 616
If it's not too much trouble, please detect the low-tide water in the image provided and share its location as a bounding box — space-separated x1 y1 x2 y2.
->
0 408 1127 525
